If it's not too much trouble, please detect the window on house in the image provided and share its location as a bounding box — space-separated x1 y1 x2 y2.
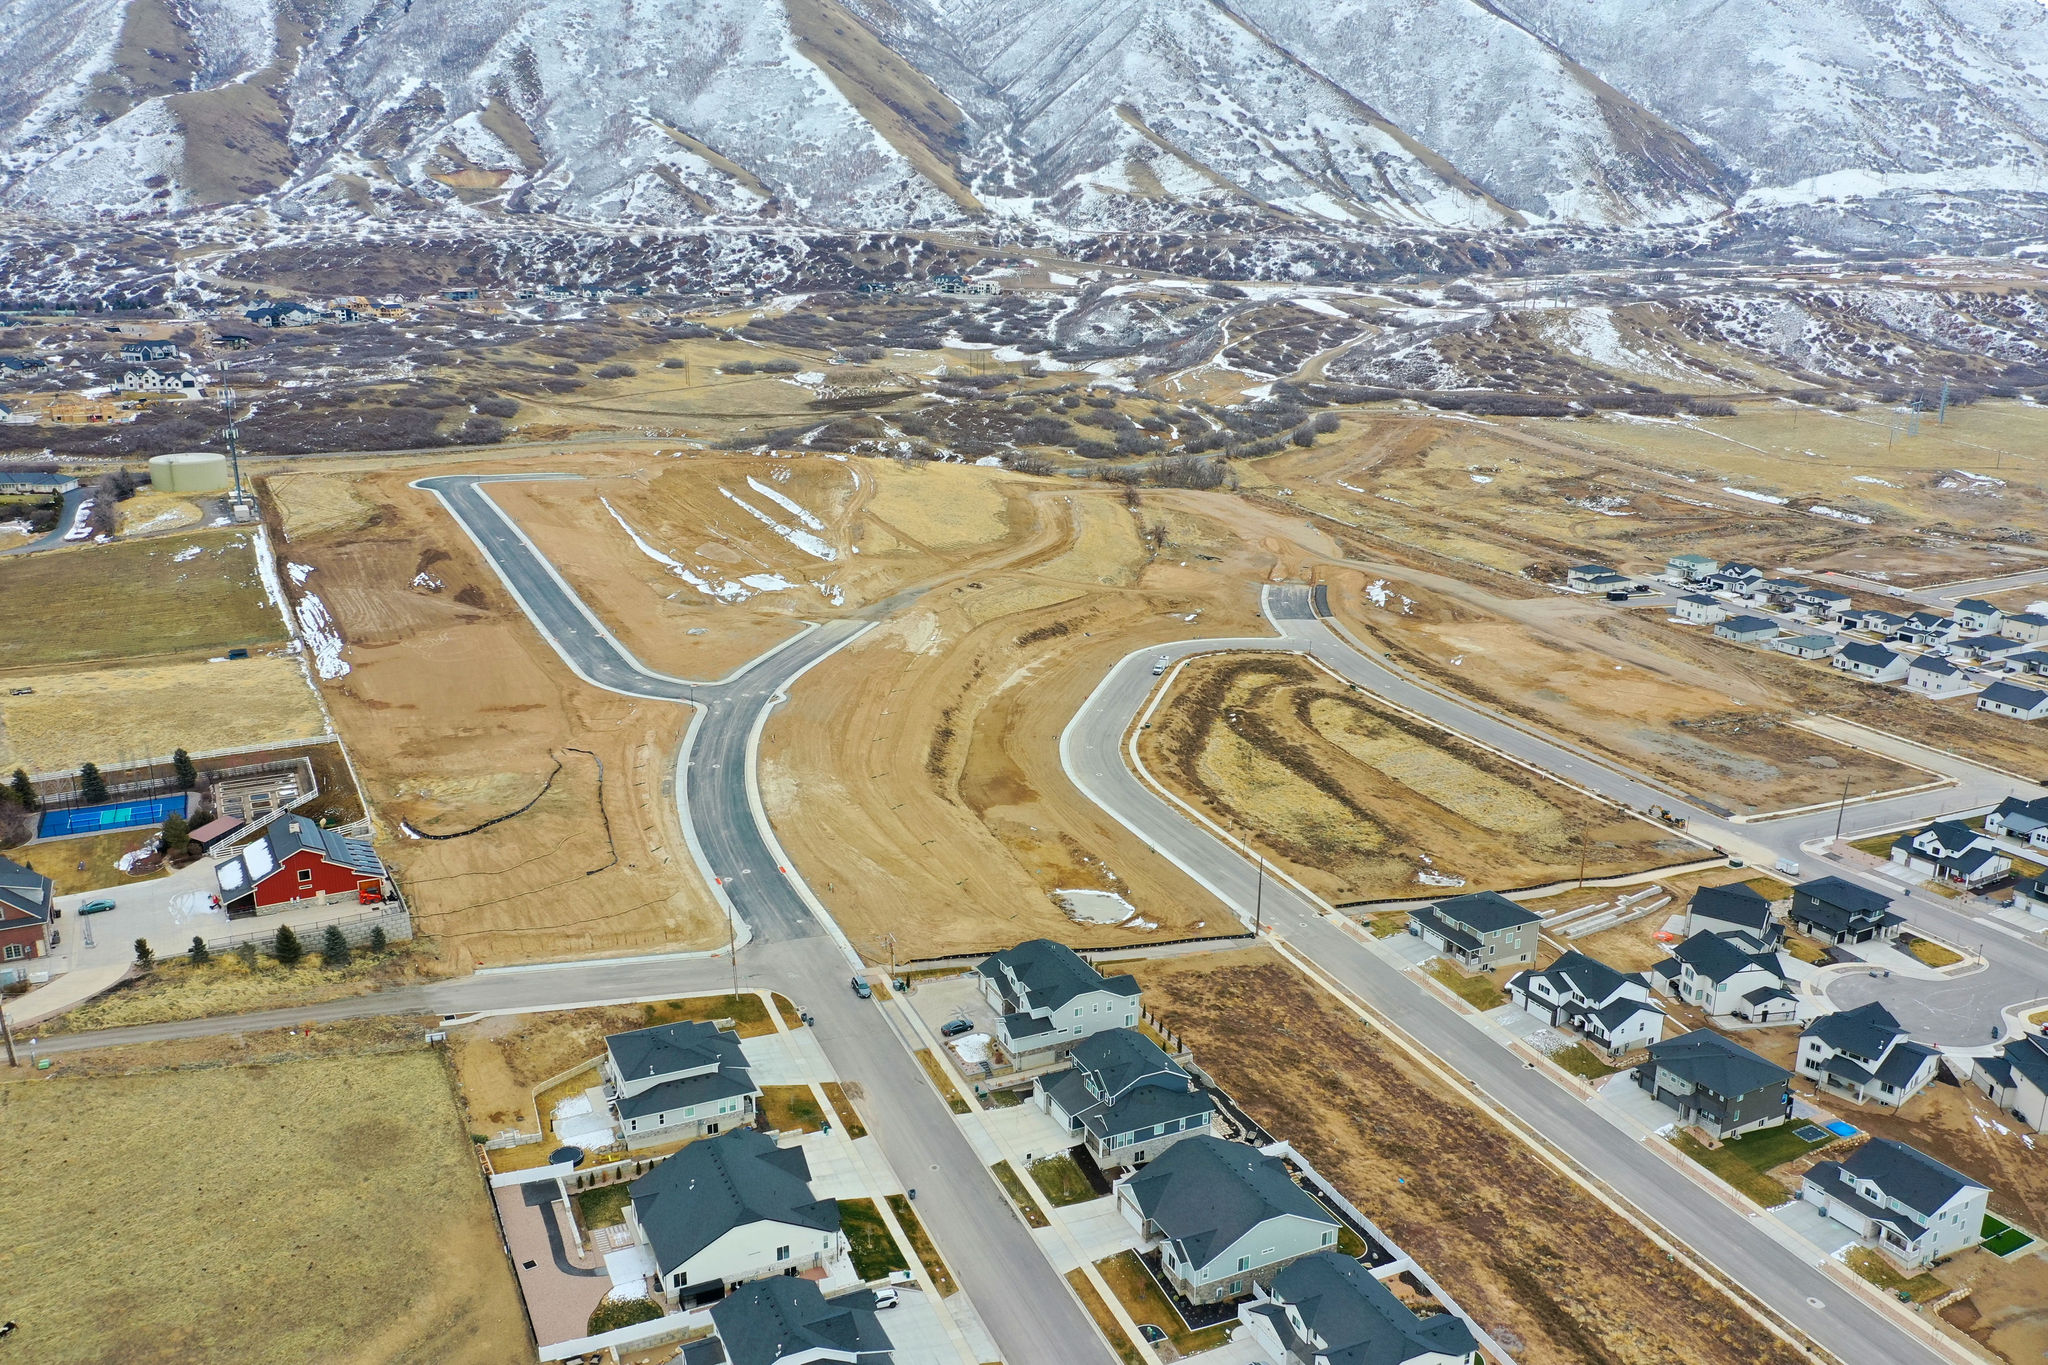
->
2 943 22 961
777 1246 791 1261
1321 1230 1335 1245
1237 1256 1250 1272
1229 1279 1245 1295
298 868 314 882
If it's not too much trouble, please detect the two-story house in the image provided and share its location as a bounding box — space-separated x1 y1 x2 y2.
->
1789 877 1904 946
1953 599 2004 634
1565 563 1618 592
627 1128 845 1307
2000 612 2048 644
1239 1252 1480 1365
1407 891 1540 972
1636 1030 1792 1139
1973 1033 2048 1131
1671 593 1728 625
1895 612 1960 647
1905 655 1974 699
707 1278 894 1365
1651 932 1796 1023
1978 680 2048 722
1506 951 1666 1059
1890 822 2012 890
1706 563 1763 594
1798 1002 1941 1108
1117 1137 1342 1305
1802 1139 1989 1269
119 340 177 362
1036 1028 1216 1171
0 852 55 987
1952 635 2031 665
975 939 1141 1066
1984 796 2048 846
604 1019 760 1150
1795 586 1853 619
1665 553 1719 583
1683 883 1782 947
1833 641 1910 683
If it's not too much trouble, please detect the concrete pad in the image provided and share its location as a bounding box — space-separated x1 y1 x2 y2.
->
1050 1196 1140 1265
866 1286 964 1365
1772 1199 1859 1258
794 1129 870 1199
1590 1070 1678 1137
978 1100 1074 1162
1183 1325 1284 1364
740 1028 833 1085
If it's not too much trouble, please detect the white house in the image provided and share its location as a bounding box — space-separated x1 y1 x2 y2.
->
1999 613 2048 644
1651 931 1796 1024
1802 1139 1990 1270
1834 642 1909 683
1566 563 1618 591
1775 633 1841 660
1978 681 2048 722
1952 635 2030 665
1116 1137 1342 1305
1985 797 2048 847
707 1278 895 1365
603 1019 761 1150
1795 586 1853 619
119 366 206 396
1671 593 1728 625
1953 598 2004 634
1506 951 1666 1059
975 938 1140 1065
1715 615 1780 645
1665 553 1718 583
1797 1002 1941 1108
1036 1027 1216 1171
1896 612 1960 647
1890 822 2011 890
1905 655 1975 699
1239 1252 1479 1365
626 1128 845 1306
1973 1033 2048 1131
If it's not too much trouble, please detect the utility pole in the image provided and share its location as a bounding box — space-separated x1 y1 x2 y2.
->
1938 378 1951 426
1 999 16 1068
1252 845 1267 935
728 888 739 1002
1577 831 1588 890
1833 775 1852 842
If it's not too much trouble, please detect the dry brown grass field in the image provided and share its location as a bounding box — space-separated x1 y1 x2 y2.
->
0 1045 530 1365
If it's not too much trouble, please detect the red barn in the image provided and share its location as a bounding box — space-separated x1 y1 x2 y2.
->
0 852 55 986
214 813 387 916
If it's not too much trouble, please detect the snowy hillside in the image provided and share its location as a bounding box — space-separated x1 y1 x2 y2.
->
0 0 2045 238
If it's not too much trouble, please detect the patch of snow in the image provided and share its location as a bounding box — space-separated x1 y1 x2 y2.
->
1470 474 1493 484
243 838 275 880
1722 486 1789 505
974 455 1003 467
720 488 837 560
412 571 443 591
116 846 153 873
297 592 350 679
1416 869 1467 888
600 496 752 602
286 561 314 585
1365 579 1391 608
1852 476 1895 486
171 544 203 562
217 858 246 890
1055 888 1137 924
745 474 826 530
1807 505 1873 525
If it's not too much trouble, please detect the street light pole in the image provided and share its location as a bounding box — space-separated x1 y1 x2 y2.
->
1253 846 1267 935
1833 776 1852 842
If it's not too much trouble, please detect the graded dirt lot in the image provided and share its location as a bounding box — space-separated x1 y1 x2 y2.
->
1139 652 1693 901
0 527 285 670
0 654 326 773
0 1044 530 1365
1131 947 1804 1365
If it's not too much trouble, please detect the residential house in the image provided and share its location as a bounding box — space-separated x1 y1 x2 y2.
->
1905 655 1974 699
1239 1252 1480 1365
1789 877 1904 945
244 301 322 328
1895 612 1959 647
1834 642 1910 683
1035 1027 1215 1171
1651 931 1797 1024
1973 1033 2048 1130
1635 1030 1793 1139
1775 633 1841 660
2000 613 2048 644
1889 822 2012 890
1752 577 1810 608
1506 951 1666 1058
1706 563 1763 594
1795 586 1853 619
2006 651 2048 677
1798 1002 1942 1107
1952 635 2030 665
2015 877 2048 920
975 938 1141 1065
119 340 177 361
1715 615 1780 645
1116 1136 1342 1305
0 853 55 987
1684 883 1782 948
214 333 253 349
1672 593 1728 625
0 471 75 495
1978 680 2048 722
213 812 388 914
1954 599 2004 634
1984 797 2048 846
1846 609 1909 636
626 1128 844 1305
119 366 206 396
1802 1139 1989 1269
1407 891 1540 972
1565 563 1618 591
707 1278 894 1365
604 1019 760 1150
0 354 49 371
1665 553 1719 583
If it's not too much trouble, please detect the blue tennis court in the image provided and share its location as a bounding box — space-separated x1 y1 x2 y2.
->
37 795 185 839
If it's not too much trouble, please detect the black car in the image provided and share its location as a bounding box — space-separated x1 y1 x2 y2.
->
939 1018 974 1037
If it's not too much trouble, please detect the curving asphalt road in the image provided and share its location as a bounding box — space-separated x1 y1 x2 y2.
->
1059 585 1969 1365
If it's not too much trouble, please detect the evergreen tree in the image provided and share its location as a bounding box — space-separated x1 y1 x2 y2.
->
367 925 388 955
79 763 108 804
172 748 198 791
272 924 303 967
161 811 190 862
9 769 36 811
188 936 211 966
133 938 154 971
322 925 352 967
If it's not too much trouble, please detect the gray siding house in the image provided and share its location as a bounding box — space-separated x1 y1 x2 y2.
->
1117 1137 1342 1305
604 1018 761 1150
1408 891 1539 972
1973 1034 2048 1131
1036 1027 1215 1170
1239 1252 1479 1365
1802 1139 1989 1269
976 938 1141 1065
1797 1002 1940 1108
1789 877 1903 946
1636 1030 1792 1139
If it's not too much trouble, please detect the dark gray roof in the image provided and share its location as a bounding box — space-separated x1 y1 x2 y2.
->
1872 1040 1941 1090
1997 1033 2048 1093
709 1277 893 1365
1070 1028 1192 1107
1982 681 2048 710
607 1020 756 1120
1803 1001 1906 1060
1911 655 1960 677
975 938 1139 1013
1043 1064 1212 1143
1266 1252 1478 1365
1647 1030 1790 1100
1672 929 1776 985
1677 592 1720 606
1794 877 1892 917
1834 1138 1984 1217
1838 642 1902 669
1804 1161 1933 1244
629 1129 839 1277
1955 599 1999 615
0 852 54 927
1508 950 1637 1007
1720 615 1779 634
1121 1137 1335 1269
1689 883 1773 933
1408 907 1481 953
2009 613 2048 628
1425 890 1537 935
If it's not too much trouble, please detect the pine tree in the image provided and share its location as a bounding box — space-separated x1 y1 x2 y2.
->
172 748 198 790
133 938 154 971
367 925 388 955
161 811 190 863
272 924 303 967
79 763 108 804
188 936 212 966
322 925 352 967
8 769 36 811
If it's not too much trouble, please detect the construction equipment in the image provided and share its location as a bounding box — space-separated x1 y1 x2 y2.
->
1647 805 1688 829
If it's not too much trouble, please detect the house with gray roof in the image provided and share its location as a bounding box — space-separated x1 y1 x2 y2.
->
1651 931 1796 1024
975 938 1141 1065
1985 796 2048 846
1774 633 1841 661
1036 1027 1215 1171
1953 599 2004 634
1671 592 1728 625
1240 1251 1479 1365
1905 654 1974 699
212 811 386 914
1116 1136 1342 1305
2001 612 2048 645
1891 822 2011 890
605 1019 760 1149
1952 634 2030 665
627 1127 845 1305
1635 1030 1792 1139
1665 553 1718 583
1896 611 1960 647
1978 680 2048 722
1506 951 1665 1059
707 1278 894 1365
1802 1139 1989 1269
1789 877 1903 946
1682 883 1781 948
1794 586 1853 619
1714 615 1780 645
1833 641 1909 683
0 852 54 986
1407 891 1539 972
1798 1002 1941 1108
1565 563 1617 591
1973 1033 2048 1131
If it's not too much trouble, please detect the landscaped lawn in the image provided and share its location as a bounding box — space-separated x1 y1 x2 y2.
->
1716 1124 1836 1173
22 828 171 898
1366 913 1410 939
1028 1152 1102 1207
838 1197 910 1280
1093 1251 1233 1357
991 1160 1050 1228
1426 959 1505 1011
1549 1043 1624 1080
760 1083 826 1132
1899 935 1964 968
821 1080 867 1138
642 992 777 1037
1981 1215 2035 1257
1849 834 1897 858
1671 1126 1834 1208
1845 1247 1946 1301
576 1182 632 1228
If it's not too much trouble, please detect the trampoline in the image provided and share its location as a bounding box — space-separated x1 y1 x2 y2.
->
1793 1124 1829 1143
37 795 186 839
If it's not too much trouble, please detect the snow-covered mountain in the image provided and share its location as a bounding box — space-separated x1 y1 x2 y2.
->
2 0 2046 238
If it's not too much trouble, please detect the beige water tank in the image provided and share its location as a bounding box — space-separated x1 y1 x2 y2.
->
148 451 231 494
